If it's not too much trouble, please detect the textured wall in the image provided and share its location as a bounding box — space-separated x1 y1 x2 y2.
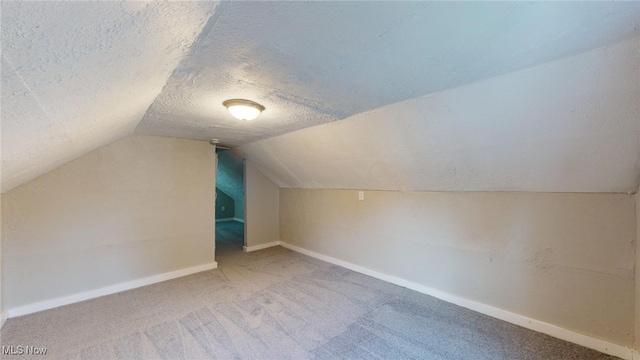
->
245 161 279 247
280 189 636 347
215 189 235 219
235 37 640 193
2 135 216 310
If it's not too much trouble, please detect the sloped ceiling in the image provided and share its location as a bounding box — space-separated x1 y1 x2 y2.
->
1 1 218 191
137 1 639 147
2 1 639 193
233 37 640 193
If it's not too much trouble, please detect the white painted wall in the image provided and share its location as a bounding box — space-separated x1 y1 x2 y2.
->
2 135 216 311
244 161 279 248
280 189 636 347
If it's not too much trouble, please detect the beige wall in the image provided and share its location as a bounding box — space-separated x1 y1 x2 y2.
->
1 193 4 323
245 161 279 247
636 191 639 351
280 189 636 347
3 135 216 311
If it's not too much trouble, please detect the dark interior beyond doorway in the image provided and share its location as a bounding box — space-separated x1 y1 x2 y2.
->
215 149 245 221
216 220 244 256
215 149 245 254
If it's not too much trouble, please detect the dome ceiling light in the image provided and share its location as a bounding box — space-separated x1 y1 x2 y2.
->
223 99 265 121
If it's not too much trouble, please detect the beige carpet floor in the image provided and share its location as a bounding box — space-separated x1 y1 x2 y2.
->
0 221 618 359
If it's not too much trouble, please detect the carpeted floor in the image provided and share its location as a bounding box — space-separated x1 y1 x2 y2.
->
214 220 245 255
0 221 618 359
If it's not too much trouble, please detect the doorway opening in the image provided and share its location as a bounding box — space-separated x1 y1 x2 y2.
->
215 149 245 257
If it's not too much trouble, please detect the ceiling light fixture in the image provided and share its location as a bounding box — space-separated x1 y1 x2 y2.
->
223 99 265 121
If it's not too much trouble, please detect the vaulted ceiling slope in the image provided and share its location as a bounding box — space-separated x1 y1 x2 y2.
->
233 37 640 193
137 1 640 148
2 2 639 193
1 1 218 191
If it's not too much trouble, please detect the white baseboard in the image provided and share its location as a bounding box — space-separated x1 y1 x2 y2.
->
7 262 218 318
243 241 279 253
278 241 638 360
1 310 7 329
216 217 244 223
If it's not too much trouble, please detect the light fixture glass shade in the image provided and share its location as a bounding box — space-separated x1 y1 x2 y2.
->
223 99 265 121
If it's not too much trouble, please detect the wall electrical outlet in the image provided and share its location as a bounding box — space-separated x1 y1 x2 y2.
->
221 206 225 211
358 191 364 200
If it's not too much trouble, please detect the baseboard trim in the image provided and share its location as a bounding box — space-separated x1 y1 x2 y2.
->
243 241 280 252
278 241 637 360
7 262 218 318
215 218 244 223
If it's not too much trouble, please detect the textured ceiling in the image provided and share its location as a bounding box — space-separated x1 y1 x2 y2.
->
2 1 639 193
137 1 639 147
233 37 640 193
1 1 217 191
